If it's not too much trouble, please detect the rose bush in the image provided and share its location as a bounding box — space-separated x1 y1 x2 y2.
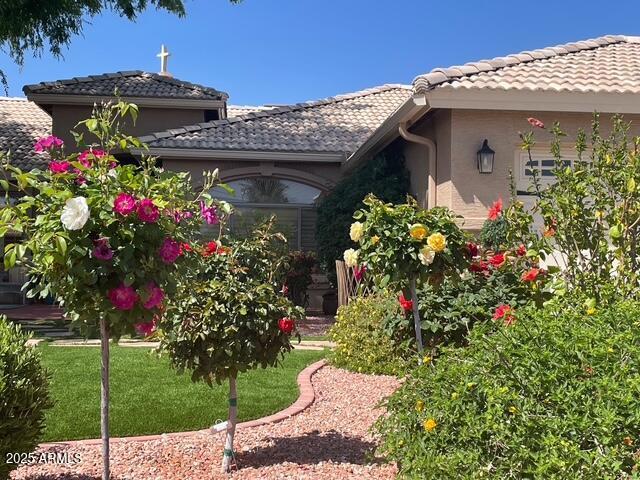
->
0 101 226 479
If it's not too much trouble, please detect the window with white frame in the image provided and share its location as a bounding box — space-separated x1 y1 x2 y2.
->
516 150 581 194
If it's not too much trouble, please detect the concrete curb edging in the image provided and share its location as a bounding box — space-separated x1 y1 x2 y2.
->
39 359 328 448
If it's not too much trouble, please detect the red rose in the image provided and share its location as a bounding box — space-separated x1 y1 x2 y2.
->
398 293 413 313
202 241 218 257
280 284 289 295
488 198 503 221
516 244 527 257
493 304 516 326
470 260 489 273
353 265 366 281
521 268 541 282
527 117 545 129
466 242 479 258
180 242 192 254
489 253 505 268
278 317 295 335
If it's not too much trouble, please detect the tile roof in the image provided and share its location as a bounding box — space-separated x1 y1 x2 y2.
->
226 105 276 117
141 85 412 155
413 35 640 94
23 71 228 101
0 98 51 170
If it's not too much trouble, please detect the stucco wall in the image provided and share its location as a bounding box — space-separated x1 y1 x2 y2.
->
51 105 206 151
449 110 640 229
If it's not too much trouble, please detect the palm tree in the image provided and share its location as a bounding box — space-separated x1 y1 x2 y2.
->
241 177 289 204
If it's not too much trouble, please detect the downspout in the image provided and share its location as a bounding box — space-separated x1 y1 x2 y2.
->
399 121 437 209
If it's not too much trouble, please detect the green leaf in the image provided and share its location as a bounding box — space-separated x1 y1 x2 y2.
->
124 273 136 287
55 236 67 255
628 177 636 193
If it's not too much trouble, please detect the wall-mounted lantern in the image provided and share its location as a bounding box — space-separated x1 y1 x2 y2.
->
477 139 495 174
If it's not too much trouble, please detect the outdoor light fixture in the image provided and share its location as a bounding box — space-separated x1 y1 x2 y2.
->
477 139 495 174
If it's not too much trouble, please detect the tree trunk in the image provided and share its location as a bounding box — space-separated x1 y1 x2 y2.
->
221 375 237 473
100 318 110 480
409 276 424 356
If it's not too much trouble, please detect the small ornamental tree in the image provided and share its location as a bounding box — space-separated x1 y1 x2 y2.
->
345 194 468 354
159 220 303 473
0 101 223 480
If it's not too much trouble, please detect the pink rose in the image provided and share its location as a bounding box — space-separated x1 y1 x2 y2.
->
78 149 105 168
34 135 63 153
107 283 138 311
113 193 137 216
159 237 181 264
49 161 70 174
93 238 113 261
137 198 160 223
135 318 157 337
142 282 164 309
200 201 219 225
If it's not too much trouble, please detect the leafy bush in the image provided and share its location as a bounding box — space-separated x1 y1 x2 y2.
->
316 143 409 282
0 316 53 479
283 251 317 307
418 241 553 347
479 214 509 251
511 115 640 302
376 301 640 479
329 294 414 376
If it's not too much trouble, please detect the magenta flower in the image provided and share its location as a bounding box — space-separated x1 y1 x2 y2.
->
353 264 367 281
200 201 219 225
173 210 193 223
113 193 137 216
137 198 160 223
107 283 138 311
78 149 105 168
49 161 71 174
34 135 63 153
159 237 181 264
93 238 114 261
142 282 164 309
135 319 157 337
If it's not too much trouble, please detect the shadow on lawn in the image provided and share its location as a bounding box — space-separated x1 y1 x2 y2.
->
236 429 382 467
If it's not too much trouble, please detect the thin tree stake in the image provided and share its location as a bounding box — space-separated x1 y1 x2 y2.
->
410 275 424 356
100 318 110 480
221 376 238 473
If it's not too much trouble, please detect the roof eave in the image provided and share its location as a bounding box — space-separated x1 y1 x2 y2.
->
26 93 226 110
426 88 640 113
342 94 429 172
131 147 346 163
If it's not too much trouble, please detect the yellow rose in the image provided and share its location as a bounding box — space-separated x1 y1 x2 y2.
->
349 222 364 242
423 418 437 432
415 400 424 412
409 223 428 240
508 406 518 414
371 235 380 245
427 232 447 252
343 248 359 268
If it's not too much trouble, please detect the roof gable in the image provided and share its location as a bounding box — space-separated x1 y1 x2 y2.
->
140 85 411 157
23 71 228 101
413 35 640 94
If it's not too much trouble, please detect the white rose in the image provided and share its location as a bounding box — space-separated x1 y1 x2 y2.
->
418 245 435 266
343 248 359 268
61 197 90 230
349 222 364 242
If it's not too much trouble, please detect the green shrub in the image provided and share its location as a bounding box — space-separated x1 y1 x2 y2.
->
316 143 410 283
376 301 640 479
329 294 414 376
0 316 53 479
479 215 509 251
283 251 317 307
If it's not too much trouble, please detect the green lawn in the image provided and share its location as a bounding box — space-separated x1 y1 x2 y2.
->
38 345 325 442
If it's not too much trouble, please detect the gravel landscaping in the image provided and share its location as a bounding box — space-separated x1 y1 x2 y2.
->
11 366 399 479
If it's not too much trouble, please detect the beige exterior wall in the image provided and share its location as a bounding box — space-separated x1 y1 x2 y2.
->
51 105 206 151
449 110 640 229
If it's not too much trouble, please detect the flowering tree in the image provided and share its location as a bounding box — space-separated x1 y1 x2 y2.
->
344 194 468 354
0 101 223 480
159 220 303 473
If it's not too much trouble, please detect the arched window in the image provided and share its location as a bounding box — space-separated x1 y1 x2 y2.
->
212 177 323 251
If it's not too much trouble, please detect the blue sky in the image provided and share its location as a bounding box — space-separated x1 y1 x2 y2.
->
1 0 638 105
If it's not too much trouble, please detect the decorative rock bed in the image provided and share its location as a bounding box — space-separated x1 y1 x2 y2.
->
12 365 399 479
